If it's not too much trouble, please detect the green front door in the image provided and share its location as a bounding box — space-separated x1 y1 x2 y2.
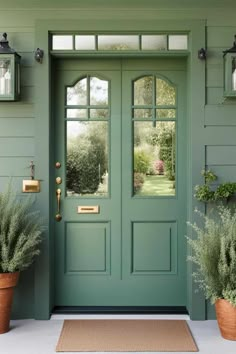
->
54 58 187 307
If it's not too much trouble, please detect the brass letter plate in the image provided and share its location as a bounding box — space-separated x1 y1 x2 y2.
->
23 180 40 193
78 206 100 214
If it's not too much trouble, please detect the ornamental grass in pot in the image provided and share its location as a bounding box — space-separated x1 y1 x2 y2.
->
187 205 236 340
0 186 42 334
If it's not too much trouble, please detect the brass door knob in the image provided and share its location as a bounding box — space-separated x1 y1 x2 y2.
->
55 213 62 222
55 162 61 169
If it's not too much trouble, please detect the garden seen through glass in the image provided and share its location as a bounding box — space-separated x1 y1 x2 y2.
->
66 74 176 197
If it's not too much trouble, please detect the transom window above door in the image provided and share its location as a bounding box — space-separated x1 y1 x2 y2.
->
51 33 188 52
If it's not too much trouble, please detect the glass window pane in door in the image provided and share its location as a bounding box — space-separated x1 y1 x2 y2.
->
90 109 109 119
133 108 153 119
156 78 176 106
67 78 87 105
90 77 109 105
67 109 87 119
156 109 176 119
133 121 176 196
134 76 153 105
67 121 109 197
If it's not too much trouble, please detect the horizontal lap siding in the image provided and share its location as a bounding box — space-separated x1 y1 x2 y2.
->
0 27 35 319
204 105 236 126
206 146 236 165
0 118 34 137
205 24 236 192
0 29 35 193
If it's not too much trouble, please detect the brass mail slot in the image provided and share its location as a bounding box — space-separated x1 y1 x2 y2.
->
78 206 100 214
23 180 40 193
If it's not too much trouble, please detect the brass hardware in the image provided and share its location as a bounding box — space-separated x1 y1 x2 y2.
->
56 177 62 185
29 160 35 179
78 205 100 214
23 180 40 193
55 188 62 221
55 162 61 169
55 213 62 222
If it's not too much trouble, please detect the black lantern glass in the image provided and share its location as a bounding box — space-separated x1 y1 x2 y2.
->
223 35 236 97
0 33 21 101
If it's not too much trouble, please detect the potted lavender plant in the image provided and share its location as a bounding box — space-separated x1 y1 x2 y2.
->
0 185 43 334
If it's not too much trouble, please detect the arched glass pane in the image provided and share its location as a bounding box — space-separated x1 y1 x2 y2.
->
90 77 109 105
67 78 87 105
156 78 176 106
134 76 153 105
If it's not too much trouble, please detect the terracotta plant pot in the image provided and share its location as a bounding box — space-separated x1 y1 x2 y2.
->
215 299 236 340
0 272 19 334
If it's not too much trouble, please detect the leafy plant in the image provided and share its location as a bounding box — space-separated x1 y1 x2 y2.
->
158 123 175 181
133 172 145 193
67 140 105 194
187 206 236 307
201 169 217 184
194 170 236 203
155 160 164 175
134 150 150 174
0 186 43 273
67 123 107 195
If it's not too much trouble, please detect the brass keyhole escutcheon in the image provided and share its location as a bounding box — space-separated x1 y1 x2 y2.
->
56 177 62 185
55 162 61 169
55 213 62 222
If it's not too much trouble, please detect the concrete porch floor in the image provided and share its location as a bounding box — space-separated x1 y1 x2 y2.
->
0 316 236 354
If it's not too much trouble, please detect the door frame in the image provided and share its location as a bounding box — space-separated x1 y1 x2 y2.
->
35 18 206 320
53 59 187 308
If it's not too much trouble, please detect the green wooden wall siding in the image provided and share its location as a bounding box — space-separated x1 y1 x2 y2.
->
0 2 235 320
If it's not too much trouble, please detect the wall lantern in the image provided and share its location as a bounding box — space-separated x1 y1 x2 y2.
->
0 33 21 101
223 35 236 98
198 48 206 60
34 48 44 64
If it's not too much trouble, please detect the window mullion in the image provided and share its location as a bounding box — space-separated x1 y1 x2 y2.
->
87 75 90 119
153 74 156 123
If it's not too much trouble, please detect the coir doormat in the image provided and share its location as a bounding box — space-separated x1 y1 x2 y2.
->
56 319 198 352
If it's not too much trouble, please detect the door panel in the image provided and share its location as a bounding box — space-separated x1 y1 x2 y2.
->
54 58 186 307
54 60 122 305
121 64 186 305
65 222 110 274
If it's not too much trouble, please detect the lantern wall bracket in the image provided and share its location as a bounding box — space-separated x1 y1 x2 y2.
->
198 48 206 60
35 48 44 63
